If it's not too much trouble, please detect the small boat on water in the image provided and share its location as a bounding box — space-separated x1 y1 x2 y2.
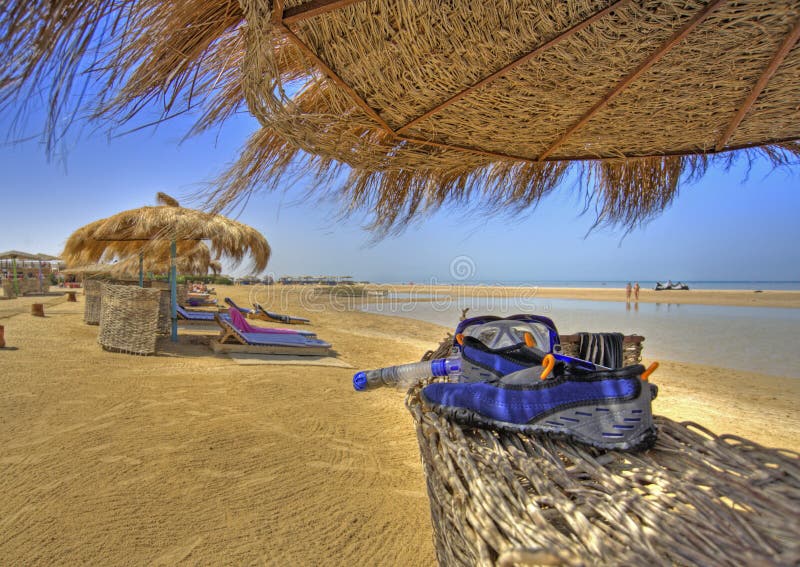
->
655 281 690 291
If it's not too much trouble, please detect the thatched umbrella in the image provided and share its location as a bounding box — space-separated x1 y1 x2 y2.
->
62 193 270 340
62 243 222 279
124 247 223 277
0 2 798 232
64 232 220 282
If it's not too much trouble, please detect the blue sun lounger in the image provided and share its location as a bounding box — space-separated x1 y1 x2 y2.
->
176 304 222 322
214 314 331 356
253 303 311 325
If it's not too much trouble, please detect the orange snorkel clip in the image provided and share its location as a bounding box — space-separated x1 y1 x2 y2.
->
641 362 659 381
523 331 536 348
540 354 555 380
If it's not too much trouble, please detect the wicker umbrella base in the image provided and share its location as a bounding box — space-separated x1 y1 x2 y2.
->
98 284 161 355
406 383 799 566
83 280 103 325
154 284 188 335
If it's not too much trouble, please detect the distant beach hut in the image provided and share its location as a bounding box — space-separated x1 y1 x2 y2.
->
62 193 270 341
0 2 797 232
0 250 62 295
0 250 33 296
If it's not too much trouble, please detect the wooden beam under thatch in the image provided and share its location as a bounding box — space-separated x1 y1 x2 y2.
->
538 0 728 161
397 0 633 135
715 18 800 151
399 135 537 164
272 0 285 24
282 0 367 25
278 23 394 132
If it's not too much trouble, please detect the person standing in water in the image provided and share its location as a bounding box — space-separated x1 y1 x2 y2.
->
625 282 632 303
634 281 640 301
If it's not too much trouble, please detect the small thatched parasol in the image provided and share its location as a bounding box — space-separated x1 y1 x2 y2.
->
65 226 217 278
117 243 224 276
1 2 798 232
62 243 222 278
63 194 270 271
62 193 270 340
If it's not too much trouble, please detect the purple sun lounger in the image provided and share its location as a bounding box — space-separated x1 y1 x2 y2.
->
224 297 256 315
227 308 316 337
214 314 331 354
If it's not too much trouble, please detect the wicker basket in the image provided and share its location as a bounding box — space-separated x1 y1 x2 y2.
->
557 334 644 367
406 384 799 566
177 283 188 306
23 278 44 294
108 278 147 287
150 281 186 296
151 284 188 335
423 334 644 368
156 290 171 335
2 281 17 298
2 278 43 297
83 280 103 325
97 284 161 355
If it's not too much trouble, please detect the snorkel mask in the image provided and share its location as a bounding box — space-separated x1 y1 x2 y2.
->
454 315 561 382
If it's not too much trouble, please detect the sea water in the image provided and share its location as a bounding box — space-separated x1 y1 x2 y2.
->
361 296 800 378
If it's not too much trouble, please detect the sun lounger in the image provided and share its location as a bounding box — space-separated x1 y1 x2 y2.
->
213 314 331 356
253 302 311 325
226 308 316 337
186 293 218 307
224 297 256 315
176 304 222 322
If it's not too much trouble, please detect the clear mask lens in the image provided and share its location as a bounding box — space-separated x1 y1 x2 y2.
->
463 319 552 351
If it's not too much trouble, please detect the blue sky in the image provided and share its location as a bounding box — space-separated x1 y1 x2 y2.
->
1 106 799 284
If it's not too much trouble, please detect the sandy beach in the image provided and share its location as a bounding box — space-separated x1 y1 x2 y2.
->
1 285 798 564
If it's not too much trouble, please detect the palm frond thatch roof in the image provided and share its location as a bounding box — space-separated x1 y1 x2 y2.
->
62 242 220 277
1 1 798 232
61 193 271 273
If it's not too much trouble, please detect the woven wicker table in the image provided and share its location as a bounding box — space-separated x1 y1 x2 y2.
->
406 384 799 566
